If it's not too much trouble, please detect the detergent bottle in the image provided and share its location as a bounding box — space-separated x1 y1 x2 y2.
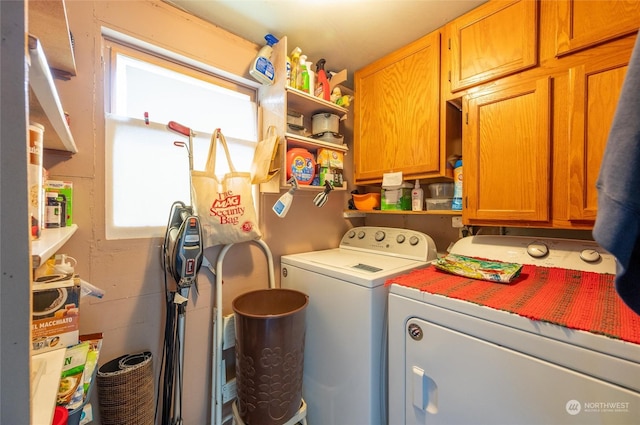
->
250 34 279 85
306 59 315 96
290 47 302 88
315 58 331 101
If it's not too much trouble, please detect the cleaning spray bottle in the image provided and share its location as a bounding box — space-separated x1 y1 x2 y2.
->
250 34 279 85
306 59 315 96
299 54 309 92
290 47 302 88
273 177 299 218
315 58 331 101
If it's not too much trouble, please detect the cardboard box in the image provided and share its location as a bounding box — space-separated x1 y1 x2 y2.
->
381 182 413 211
45 180 73 227
32 274 80 353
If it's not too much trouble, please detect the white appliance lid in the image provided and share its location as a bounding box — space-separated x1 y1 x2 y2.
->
281 248 430 288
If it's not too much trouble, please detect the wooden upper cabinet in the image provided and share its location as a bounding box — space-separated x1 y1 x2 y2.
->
354 31 441 184
555 0 640 57
464 78 551 223
567 53 629 222
449 0 538 92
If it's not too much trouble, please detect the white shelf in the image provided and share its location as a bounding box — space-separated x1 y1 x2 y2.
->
286 86 349 118
285 133 349 153
28 36 77 153
32 224 78 268
32 349 66 425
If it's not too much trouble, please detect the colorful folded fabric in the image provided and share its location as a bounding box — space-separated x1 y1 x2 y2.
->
434 254 523 283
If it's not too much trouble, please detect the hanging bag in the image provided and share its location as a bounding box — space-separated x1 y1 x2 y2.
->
191 128 262 247
250 125 280 184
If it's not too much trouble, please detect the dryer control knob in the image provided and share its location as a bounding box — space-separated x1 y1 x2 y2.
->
396 234 406 244
347 230 356 239
409 236 420 246
527 241 549 258
580 249 601 263
375 231 386 242
357 231 366 239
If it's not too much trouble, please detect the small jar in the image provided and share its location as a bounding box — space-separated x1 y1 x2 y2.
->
45 192 60 228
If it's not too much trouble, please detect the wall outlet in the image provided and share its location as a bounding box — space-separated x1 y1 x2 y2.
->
451 216 463 228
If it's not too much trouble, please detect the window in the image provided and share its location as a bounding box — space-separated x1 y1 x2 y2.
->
104 37 258 239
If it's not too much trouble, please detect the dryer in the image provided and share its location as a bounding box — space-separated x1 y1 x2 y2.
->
388 235 640 425
281 226 438 425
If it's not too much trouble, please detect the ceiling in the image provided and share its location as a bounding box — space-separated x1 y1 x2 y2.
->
164 0 487 88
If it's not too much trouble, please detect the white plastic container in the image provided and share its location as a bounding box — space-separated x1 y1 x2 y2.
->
411 180 424 211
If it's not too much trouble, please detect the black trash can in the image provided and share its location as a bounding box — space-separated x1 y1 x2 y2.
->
232 288 308 425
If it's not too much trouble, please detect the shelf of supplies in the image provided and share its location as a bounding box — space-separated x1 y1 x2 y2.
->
28 36 77 153
285 133 349 153
286 87 348 118
343 209 462 217
28 0 76 76
32 224 78 268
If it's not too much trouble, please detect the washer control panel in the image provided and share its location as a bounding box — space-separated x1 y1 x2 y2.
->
340 226 438 261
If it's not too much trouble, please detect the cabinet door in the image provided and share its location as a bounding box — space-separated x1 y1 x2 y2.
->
354 31 440 184
567 57 629 221
449 0 538 92
465 78 551 222
555 0 640 56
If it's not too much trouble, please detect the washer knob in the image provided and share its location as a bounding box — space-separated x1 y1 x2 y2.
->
375 231 386 242
527 241 549 258
580 249 601 263
396 234 406 244
347 230 356 239
357 231 366 239
409 236 420 246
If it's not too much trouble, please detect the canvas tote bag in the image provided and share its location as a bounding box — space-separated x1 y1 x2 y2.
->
250 125 280 184
191 128 262 247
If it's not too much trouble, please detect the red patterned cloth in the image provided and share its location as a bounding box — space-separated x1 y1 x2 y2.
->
387 264 640 344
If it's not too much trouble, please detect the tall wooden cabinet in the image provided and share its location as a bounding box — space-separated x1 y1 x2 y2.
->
554 0 640 56
567 51 630 222
464 78 551 223
447 0 538 93
354 30 441 184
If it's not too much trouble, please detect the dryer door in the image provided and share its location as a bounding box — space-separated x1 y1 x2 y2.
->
403 316 640 425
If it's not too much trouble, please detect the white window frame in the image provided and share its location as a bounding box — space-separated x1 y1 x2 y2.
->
103 30 260 240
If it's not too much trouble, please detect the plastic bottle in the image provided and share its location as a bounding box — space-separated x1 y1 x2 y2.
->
411 180 424 211
315 58 331 101
306 60 315 96
286 54 292 87
452 160 463 211
290 47 302 89
273 177 298 218
249 34 279 85
299 55 309 92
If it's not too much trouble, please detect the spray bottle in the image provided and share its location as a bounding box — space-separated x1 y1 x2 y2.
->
315 58 331 101
299 54 309 92
306 59 315 96
273 177 299 218
250 34 279 85
290 47 302 88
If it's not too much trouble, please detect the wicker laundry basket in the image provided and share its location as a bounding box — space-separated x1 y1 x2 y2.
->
97 351 154 425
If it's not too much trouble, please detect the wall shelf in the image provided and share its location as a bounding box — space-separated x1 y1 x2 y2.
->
343 209 461 218
28 36 77 153
31 224 78 268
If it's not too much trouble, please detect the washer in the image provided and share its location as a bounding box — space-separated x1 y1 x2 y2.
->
388 235 640 425
281 226 438 425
